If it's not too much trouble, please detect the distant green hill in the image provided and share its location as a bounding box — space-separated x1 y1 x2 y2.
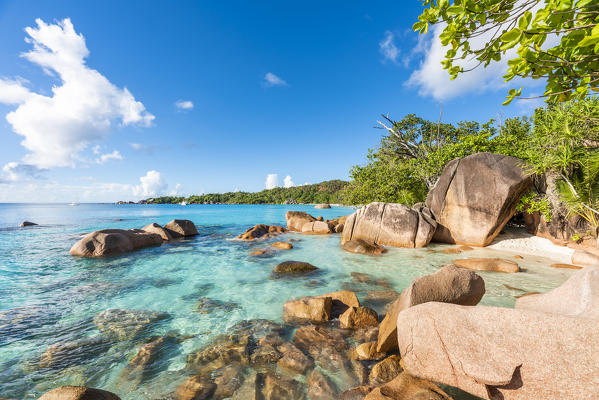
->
145 180 349 205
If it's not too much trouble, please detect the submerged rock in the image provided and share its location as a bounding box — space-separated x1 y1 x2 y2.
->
213 364 246 399
93 309 170 341
38 336 111 369
307 369 338 400
69 229 163 257
426 152 531 246
340 386 374 400
285 211 317 232
272 241 293 250
38 386 121 400
174 375 216 400
277 342 314 374
273 261 318 275
164 219 198 238
237 224 287 240
342 239 387 255
195 298 240 314
341 202 436 248
377 264 484 353
453 257 520 273
142 223 173 241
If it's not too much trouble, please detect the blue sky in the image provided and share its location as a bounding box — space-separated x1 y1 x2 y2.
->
0 1 542 202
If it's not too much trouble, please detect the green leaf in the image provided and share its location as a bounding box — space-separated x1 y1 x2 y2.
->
446 5 462 16
500 28 521 43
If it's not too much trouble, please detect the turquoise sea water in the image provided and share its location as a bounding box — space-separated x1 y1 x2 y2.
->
0 203 577 399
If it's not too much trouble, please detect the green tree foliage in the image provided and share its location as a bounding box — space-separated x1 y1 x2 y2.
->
147 180 349 205
342 113 532 205
414 0 599 104
523 98 599 231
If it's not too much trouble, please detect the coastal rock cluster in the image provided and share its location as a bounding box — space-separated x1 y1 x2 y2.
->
69 219 198 257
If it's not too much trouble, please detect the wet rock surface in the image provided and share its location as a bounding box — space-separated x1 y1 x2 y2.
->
164 219 199 238
273 261 318 275
69 229 163 257
342 239 387 255
237 224 287 240
195 298 241 314
283 296 332 324
38 386 121 400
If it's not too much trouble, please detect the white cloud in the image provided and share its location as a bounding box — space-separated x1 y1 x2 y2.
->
379 31 400 63
169 183 182 196
92 145 101 155
95 150 123 164
407 15 559 102
265 173 279 189
133 170 167 197
0 18 154 169
263 72 288 87
283 175 294 188
1 162 45 183
233 188 240 193
175 100 194 110
130 142 161 154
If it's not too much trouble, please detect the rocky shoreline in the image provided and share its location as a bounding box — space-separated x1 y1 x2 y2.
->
17 152 599 399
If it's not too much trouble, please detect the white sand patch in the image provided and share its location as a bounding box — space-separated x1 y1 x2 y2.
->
488 229 574 264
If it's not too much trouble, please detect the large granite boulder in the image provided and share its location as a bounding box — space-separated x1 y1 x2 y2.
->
69 229 163 257
237 224 287 240
341 202 437 248
141 222 172 241
515 266 599 319
377 264 484 352
286 211 317 232
164 219 198 238
38 386 121 400
426 152 531 246
397 301 599 400
571 249 599 266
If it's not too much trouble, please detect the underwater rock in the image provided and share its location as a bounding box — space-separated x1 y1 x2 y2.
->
363 372 452 400
38 336 111 369
317 290 359 318
453 257 520 273
195 298 240 314
93 309 170 341
340 386 374 400
186 333 250 372
272 241 293 250
277 342 314 374
174 374 216 400
349 341 386 361
307 369 338 400
38 386 121 400
213 364 246 399
273 261 318 275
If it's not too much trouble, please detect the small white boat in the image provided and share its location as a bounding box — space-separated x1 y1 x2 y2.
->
68 202 79 206
179 201 187 206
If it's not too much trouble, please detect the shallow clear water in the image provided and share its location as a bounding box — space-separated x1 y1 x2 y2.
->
0 203 576 399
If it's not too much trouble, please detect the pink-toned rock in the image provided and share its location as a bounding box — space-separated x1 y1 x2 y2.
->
516 266 599 319
350 341 386 361
283 296 332 324
571 249 599 266
341 202 436 248
69 229 163 257
39 386 121 400
453 258 520 273
368 355 403 386
397 302 599 400
301 221 335 234
142 222 173 241
363 372 451 400
377 265 484 352
286 211 317 232
426 152 531 246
